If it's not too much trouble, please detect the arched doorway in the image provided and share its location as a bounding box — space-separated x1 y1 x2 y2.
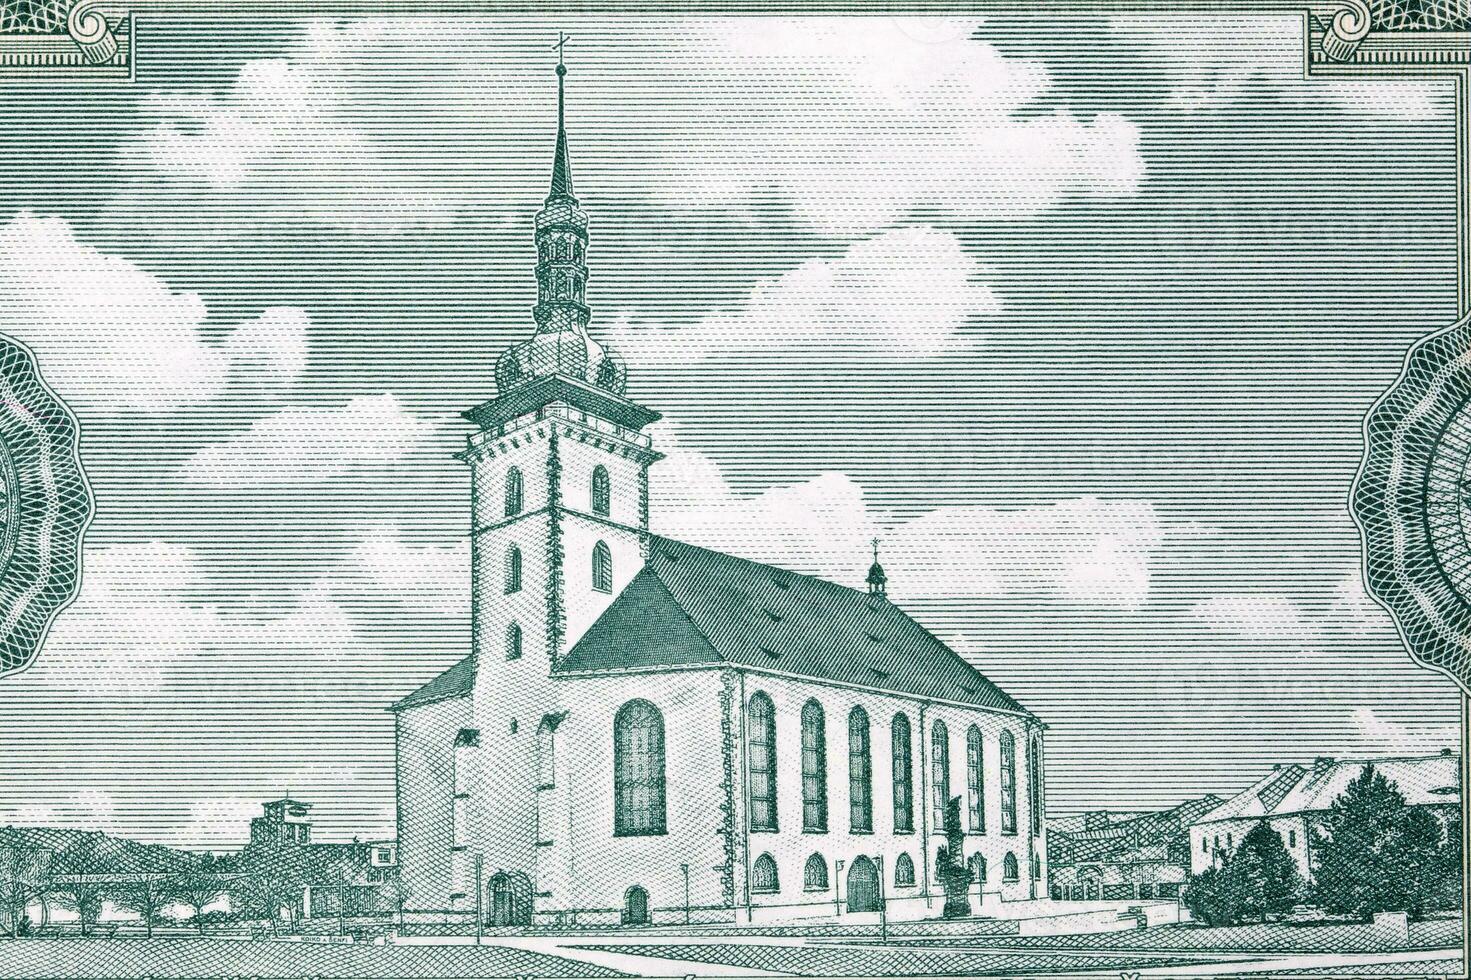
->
1078 866 1101 902
623 885 650 926
846 856 880 913
487 871 532 927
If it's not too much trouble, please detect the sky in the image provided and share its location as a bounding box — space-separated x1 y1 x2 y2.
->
0 13 1462 848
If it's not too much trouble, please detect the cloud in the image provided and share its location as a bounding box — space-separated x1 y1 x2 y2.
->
332 525 469 617
179 797 263 849
124 20 456 234
612 225 996 364
1110 14 1448 119
1188 593 1315 643
0 789 126 837
653 429 1180 608
1351 707 1459 758
657 17 1143 237
178 393 434 488
0 213 308 414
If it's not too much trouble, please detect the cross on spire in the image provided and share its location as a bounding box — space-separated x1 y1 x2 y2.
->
553 30 571 69
548 31 575 200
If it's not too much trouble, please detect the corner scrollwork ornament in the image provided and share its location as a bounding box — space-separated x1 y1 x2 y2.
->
0 0 131 77
1319 0 1373 60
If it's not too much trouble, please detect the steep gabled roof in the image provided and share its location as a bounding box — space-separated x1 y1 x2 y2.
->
1196 753 1461 825
558 535 1032 716
389 655 475 712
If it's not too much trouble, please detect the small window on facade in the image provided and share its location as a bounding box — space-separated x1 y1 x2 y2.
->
592 540 612 593
1000 731 1018 835
894 852 915 888
931 721 950 833
592 465 611 516
972 853 987 884
748 692 778 831
752 853 779 894
1032 854 1042 879
1202 838 1208 854
1288 829 1296 848
506 621 522 661
892 712 914 833
803 853 828 890
1003 852 1019 882
505 545 522 594
967 725 985 833
537 716 557 788
504 467 524 517
801 700 828 832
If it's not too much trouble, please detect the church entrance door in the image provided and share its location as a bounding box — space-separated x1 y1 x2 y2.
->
846 856 880 913
487 871 532 927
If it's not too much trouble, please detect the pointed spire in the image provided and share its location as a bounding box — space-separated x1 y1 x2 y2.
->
549 31 575 201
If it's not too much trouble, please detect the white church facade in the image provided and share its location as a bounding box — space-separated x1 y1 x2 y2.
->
390 57 1046 928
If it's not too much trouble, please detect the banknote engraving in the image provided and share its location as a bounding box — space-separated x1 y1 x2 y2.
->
0 335 90 676
0 10 1465 979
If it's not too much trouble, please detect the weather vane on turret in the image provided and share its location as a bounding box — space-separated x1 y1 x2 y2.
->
867 537 887 597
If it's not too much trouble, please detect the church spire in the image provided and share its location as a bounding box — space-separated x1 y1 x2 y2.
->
549 31 574 202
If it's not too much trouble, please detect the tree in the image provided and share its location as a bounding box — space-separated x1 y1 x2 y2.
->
233 840 313 937
1229 822 1302 923
168 853 226 935
934 796 972 919
1182 864 1234 927
0 846 48 938
49 837 111 937
1313 764 1450 921
111 872 171 939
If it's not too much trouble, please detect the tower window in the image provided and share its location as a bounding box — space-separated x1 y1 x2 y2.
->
613 700 667 836
506 622 522 661
504 467 524 517
591 465 611 516
505 545 522 594
592 540 612 593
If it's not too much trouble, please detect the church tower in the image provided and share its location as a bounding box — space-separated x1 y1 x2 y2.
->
455 44 662 896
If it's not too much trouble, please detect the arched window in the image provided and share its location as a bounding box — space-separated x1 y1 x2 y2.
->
592 540 612 593
613 700 666 836
971 853 988 885
931 721 950 833
1000 731 1018 835
506 621 522 661
800 700 827 832
751 853 779 894
1031 853 1042 880
537 716 557 788
747 692 777 831
1003 852 1019 882
505 545 522 594
967 725 985 833
848 706 873 832
886 712 912 834
591 465 610 516
894 852 915 888
1029 734 1043 838
803 853 828 891
504 467 524 517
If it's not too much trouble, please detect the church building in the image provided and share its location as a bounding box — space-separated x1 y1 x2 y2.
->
390 54 1046 928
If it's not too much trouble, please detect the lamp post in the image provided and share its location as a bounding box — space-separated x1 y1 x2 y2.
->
680 863 690 925
473 853 483 945
876 855 888 943
834 859 844 919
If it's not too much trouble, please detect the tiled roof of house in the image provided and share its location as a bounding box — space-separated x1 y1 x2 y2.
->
558 536 1031 716
389 655 475 712
1195 753 1461 825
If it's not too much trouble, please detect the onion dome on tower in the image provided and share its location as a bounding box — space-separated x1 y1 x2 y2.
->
495 44 627 398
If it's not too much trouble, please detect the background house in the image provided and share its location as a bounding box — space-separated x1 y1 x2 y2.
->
1048 796 1221 901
